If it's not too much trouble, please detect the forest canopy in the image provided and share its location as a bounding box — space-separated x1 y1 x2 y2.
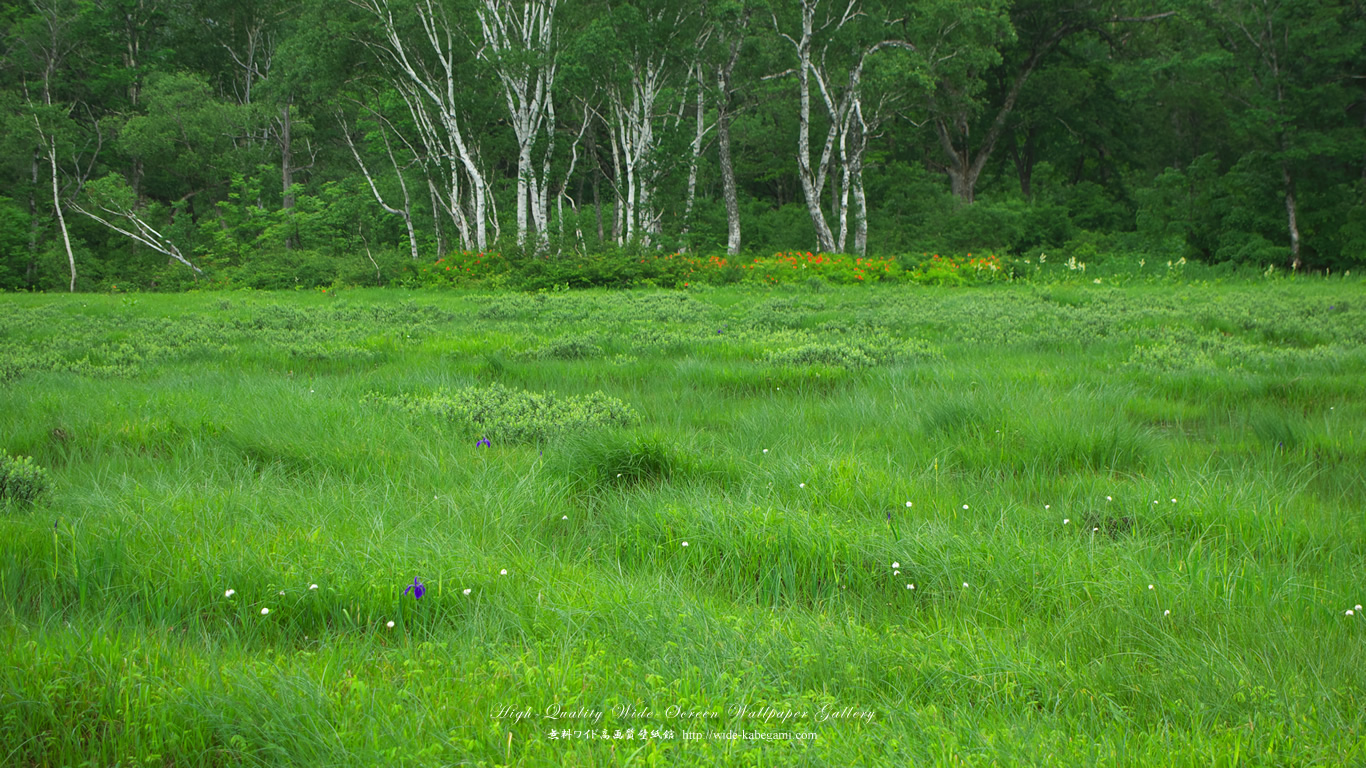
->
2 0 1363 291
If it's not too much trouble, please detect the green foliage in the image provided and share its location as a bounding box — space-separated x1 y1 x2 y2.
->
0 452 49 504
1 285 1365 765
368 383 639 443
555 431 709 491
0 197 29 291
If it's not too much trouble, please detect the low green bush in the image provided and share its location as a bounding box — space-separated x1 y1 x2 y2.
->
0 453 50 504
366 383 639 443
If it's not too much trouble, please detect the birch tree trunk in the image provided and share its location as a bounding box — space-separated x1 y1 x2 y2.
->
680 64 708 251
788 0 839 252
356 0 492 251
715 28 746 255
45 135 76 292
341 118 420 261
477 0 558 250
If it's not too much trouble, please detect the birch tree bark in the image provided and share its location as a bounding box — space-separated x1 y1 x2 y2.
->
354 0 493 251
713 7 749 255
776 0 914 254
477 0 559 250
341 115 421 261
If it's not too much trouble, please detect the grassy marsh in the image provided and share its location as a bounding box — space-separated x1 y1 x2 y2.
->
1 282 1364 766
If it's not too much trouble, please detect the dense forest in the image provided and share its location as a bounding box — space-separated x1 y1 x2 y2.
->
1 0 1363 291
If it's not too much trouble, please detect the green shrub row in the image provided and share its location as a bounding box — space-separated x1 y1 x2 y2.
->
366 383 639 443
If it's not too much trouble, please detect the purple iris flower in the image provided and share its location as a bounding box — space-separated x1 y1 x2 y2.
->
476 438 491 448
404 577 426 600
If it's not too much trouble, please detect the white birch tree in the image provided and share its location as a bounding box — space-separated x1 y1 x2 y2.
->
352 0 494 251
477 0 558 250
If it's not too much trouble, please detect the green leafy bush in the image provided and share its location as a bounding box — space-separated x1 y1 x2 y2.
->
523 334 605 360
367 383 638 442
0 453 50 504
766 343 877 369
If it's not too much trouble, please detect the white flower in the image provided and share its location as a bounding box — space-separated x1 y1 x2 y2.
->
309 584 318 590
682 541 689 547
1348 610 1355 617
962 505 969 510
278 590 285 596
892 562 900 569
463 588 472 595
907 584 915 590
1357 605 1363 611
1148 584 1154 590
387 620 395 628
1093 527 1099 532
224 589 236 598
500 569 507 575
763 449 769 454
562 515 568 520
894 570 900 576
1153 501 1158 505
1063 519 1070 524
1171 499 1176 503
1045 504 1050 509
260 608 270 615
1106 496 1112 501
963 582 969 588
1164 610 1170 616
906 501 912 507
799 483 805 488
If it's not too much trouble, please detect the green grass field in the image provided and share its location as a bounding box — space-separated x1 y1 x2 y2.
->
2 282 1364 766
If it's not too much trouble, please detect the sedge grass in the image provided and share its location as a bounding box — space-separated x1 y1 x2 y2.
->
1 282 1364 766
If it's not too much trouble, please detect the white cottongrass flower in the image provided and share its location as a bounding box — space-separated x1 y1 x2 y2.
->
1164 610 1171 616
1045 504 1050 510
387 620 395 628
463 588 472 595
1348 610 1355 617
962 505 969 510
260 608 270 615
963 582 969 588
1106 496 1112 501
892 562 900 569
906 501 913 507
1357 605 1363 611
224 589 236 598
894 571 900 576
1148 584 1155 590
1171 498 1177 503
278 590 285 596
799 483 806 488
763 449 769 454
309 584 318 590
562 515 568 520
500 569 508 575
907 584 915 590
1063 519 1070 524
682 541 689 547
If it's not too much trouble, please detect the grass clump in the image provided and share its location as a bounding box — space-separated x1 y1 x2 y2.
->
0 452 49 504
368 382 638 442
554 432 705 491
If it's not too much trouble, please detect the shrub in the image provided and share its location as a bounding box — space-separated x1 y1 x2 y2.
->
367 383 639 443
0 453 50 504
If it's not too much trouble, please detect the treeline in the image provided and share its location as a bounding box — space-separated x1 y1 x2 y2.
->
1 0 1363 291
